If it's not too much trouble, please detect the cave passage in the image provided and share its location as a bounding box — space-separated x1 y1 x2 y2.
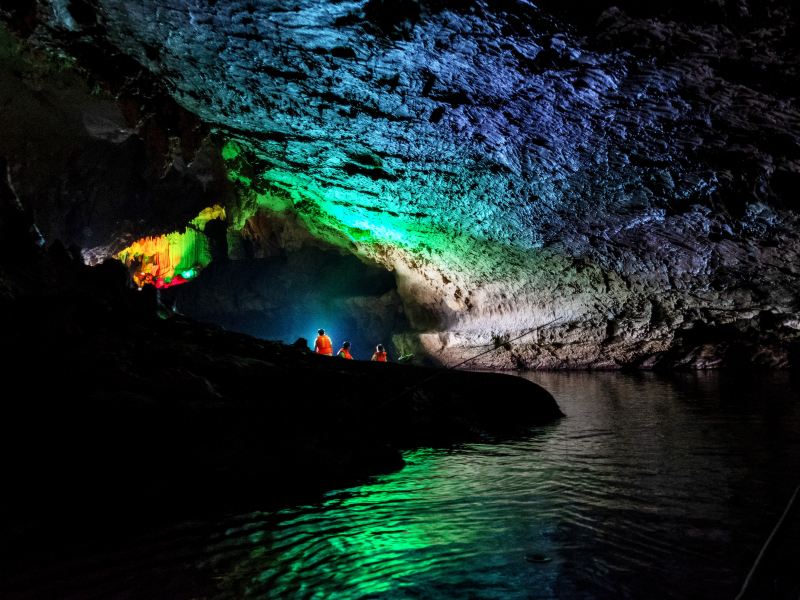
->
168 241 412 361
2 1 800 598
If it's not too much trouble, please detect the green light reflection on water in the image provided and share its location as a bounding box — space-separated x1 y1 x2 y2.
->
200 422 572 600
209 446 530 599
260 448 457 597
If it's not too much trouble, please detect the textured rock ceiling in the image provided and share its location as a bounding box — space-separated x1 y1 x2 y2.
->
5 0 800 367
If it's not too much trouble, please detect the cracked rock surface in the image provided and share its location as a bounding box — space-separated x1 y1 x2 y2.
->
3 0 800 368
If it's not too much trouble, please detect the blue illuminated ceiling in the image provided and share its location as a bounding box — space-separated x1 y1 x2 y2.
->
14 1 800 367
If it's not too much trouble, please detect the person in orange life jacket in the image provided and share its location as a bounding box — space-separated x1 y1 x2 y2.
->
371 344 388 362
314 329 333 356
337 341 353 359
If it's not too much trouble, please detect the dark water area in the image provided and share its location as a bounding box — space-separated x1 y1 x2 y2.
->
3 372 800 599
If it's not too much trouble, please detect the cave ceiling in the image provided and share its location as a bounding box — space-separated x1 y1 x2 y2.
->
2 0 799 367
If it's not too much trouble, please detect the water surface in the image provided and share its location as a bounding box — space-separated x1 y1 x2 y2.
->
6 372 800 598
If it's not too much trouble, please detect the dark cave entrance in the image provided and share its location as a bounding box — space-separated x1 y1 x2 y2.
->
164 244 410 362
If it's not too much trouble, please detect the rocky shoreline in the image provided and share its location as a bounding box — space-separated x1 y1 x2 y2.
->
0 190 563 552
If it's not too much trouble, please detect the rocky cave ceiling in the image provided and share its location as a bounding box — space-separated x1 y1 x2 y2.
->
1 0 799 368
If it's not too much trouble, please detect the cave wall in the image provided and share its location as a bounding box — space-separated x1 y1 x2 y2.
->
0 16 410 356
0 21 226 258
2 1 800 368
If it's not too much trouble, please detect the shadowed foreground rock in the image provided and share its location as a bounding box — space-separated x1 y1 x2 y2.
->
0 189 562 551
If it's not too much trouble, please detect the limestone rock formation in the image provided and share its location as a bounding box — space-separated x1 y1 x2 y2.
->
2 0 799 368
0 167 563 542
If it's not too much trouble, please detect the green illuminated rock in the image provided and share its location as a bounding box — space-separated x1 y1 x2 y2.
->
3 1 800 368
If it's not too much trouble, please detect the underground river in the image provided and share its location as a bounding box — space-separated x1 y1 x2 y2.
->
4 371 799 599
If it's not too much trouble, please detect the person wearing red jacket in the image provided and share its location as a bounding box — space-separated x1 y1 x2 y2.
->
314 329 333 355
371 344 388 362
337 341 353 359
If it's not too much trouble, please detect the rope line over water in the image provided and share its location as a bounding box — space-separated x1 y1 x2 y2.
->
379 317 564 410
734 484 800 600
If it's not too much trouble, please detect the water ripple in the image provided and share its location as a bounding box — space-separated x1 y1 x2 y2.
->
5 372 800 599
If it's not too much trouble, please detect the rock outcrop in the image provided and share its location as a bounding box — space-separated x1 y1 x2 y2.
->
1 1 799 368
0 167 562 546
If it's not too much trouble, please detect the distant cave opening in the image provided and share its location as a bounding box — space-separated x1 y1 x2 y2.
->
156 224 413 363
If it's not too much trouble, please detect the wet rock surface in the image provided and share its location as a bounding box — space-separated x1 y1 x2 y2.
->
1 1 799 368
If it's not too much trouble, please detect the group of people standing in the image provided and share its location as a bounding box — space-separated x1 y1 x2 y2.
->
313 329 388 362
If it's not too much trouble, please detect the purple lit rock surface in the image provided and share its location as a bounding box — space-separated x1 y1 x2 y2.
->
2 1 799 368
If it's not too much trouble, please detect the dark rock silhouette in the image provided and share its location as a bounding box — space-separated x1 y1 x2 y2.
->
0 197 562 549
